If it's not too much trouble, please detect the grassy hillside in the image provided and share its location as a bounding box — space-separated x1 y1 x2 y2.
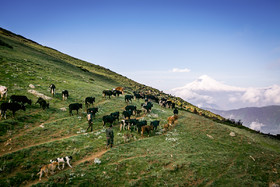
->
0 28 280 186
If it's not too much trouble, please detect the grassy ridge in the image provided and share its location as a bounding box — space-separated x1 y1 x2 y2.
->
0 28 280 186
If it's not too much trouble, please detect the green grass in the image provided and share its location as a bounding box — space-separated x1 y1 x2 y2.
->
0 28 280 187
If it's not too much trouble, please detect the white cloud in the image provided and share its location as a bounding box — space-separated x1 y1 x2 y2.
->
172 68 191 73
169 75 280 110
249 122 265 131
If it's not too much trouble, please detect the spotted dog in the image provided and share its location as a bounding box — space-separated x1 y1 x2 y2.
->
50 156 73 170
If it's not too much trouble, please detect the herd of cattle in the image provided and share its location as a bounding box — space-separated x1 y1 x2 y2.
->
0 84 178 136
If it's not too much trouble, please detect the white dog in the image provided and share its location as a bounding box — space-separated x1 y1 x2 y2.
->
50 156 73 170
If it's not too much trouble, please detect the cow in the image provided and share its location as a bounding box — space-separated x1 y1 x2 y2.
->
145 95 159 103
0 86 8 101
69 103 82 116
141 125 153 136
123 110 133 119
164 124 170 131
150 120 160 131
87 107 99 117
115 87 124 94
35 97 49 110
133 91 145 100
120 119 130 131
102 115 117 127
124 95 133 103
0 102 26 119
62 90 69 100
110 111 120 121
9 95 32 105
113 90 122 97
136 120 147 133
49 84 56 96
103 90 115 99
125 105 137 115
167 115 178 126
85 97 95 108
142 102 153 113
120 119 139 131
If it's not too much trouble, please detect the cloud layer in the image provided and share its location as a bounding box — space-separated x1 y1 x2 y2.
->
170 75 280 110
172 68 191 73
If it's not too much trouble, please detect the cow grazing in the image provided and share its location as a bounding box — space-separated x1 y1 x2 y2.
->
0 103 26 119
49 84 56 96
125 95 133 103
125 105 137 115
0 86 8 101
133 91 145 100
150 120 160 131
35 97 49 110
120 120 130 131
69 103 82 116
113 90 122 97
85 97 95 108
87 107 99 117
142 102 153 113
62 90 69 100
136 120 147 133
123 110 133 119
10 95 32 105
103 90 115 99
141 125 153 136
115 87 124 94
110 111 120 121
167 115 178 126
102 115 117 127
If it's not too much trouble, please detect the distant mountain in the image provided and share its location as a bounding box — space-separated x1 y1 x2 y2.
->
208 106 280 135
170 75 280 110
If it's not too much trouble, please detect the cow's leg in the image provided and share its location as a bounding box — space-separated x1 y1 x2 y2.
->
67 161 72 168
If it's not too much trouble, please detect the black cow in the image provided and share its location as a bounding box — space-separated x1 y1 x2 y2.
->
69 103 82 116
110 111 120 121
113 90 122 97
87 107 99 117
0 103 26 119
125 95 133 103
10 95 32 105
85 97 95 108
62 90 69 100
145 95 159 103
103 90 116 99
125 105 137 115
102 115 118 127
123 110 133 119
35 97 49 110
136 120 147 133
49 84 56 96
133 92 145 100
150 120 160 131
142 102 153 113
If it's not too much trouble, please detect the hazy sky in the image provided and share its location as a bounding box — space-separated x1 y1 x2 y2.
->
1 0 280 92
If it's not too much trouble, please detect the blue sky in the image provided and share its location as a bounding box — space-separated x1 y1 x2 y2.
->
1 0 280 92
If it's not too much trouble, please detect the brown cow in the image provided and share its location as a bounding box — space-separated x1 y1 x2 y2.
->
167 115 178 126
141 125 153 136
115 87 124 94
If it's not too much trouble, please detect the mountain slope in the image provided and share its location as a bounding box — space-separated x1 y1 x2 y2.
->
0 28 280 186
209 106 280 135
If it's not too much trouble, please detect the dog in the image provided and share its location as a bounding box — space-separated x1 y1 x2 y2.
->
50 156 73 170
37 161 58 180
